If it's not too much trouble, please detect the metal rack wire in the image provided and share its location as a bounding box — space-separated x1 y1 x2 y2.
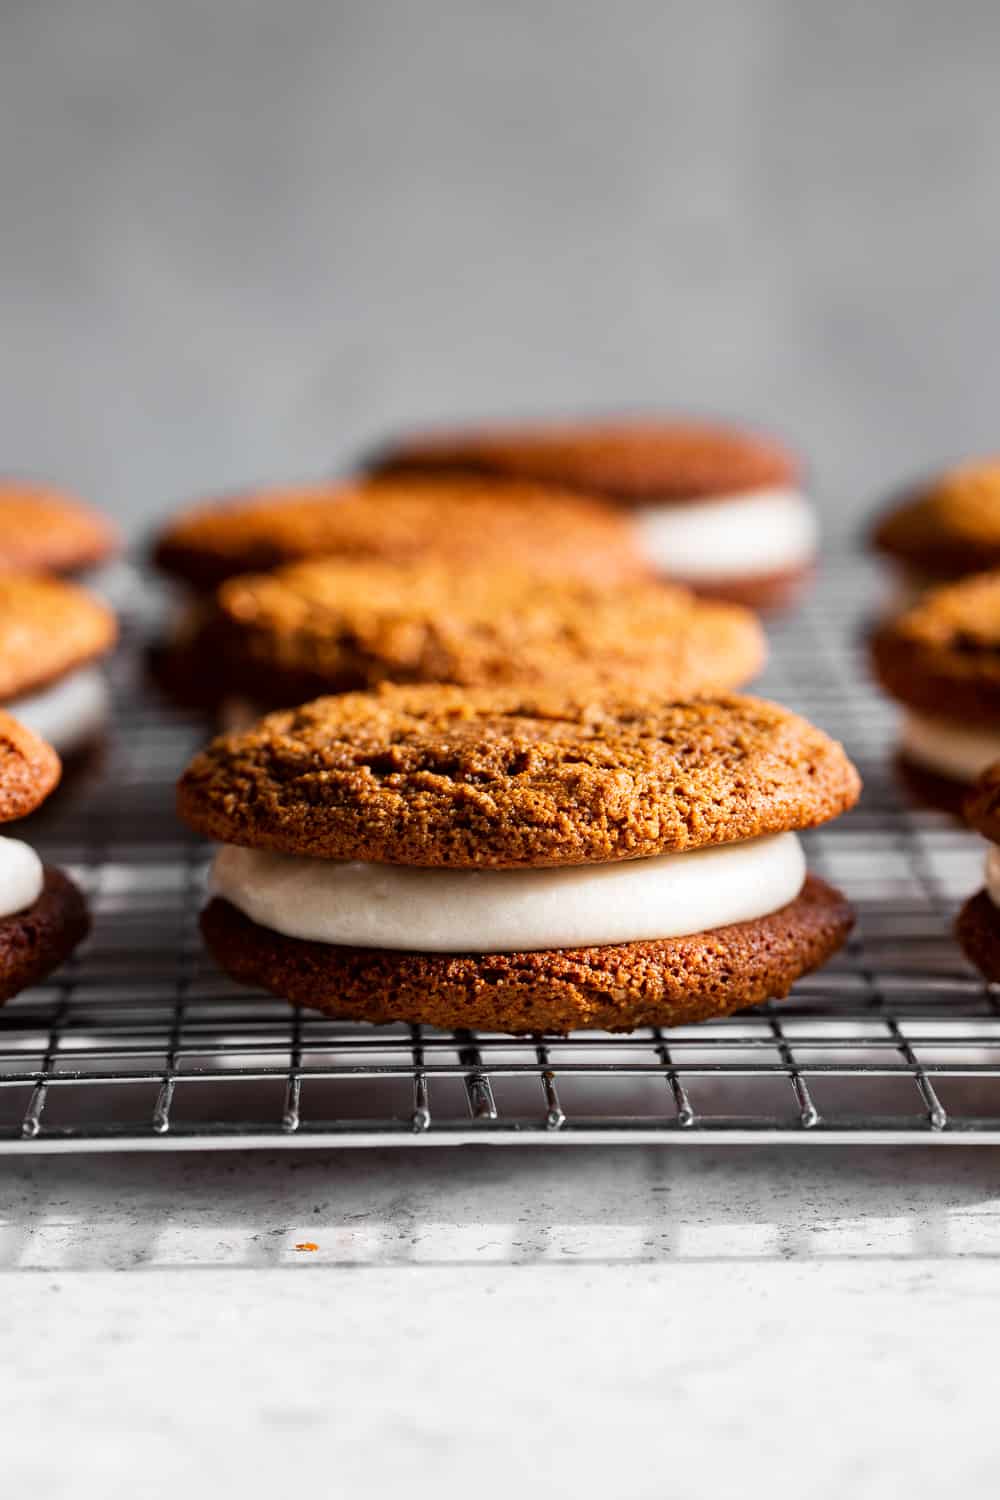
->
2 555 998 1151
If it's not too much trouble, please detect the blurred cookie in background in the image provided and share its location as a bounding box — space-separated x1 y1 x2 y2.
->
0 576 117 762
870 571 1000 812
152 475 648 593
0 480 118 576
184 556 767 715
368 415 816 609
872 457 1000 604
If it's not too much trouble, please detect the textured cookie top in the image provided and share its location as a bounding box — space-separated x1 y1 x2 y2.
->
873 459 1000 579
210 558 766 701
0 482 118 575
870 571 1000 720
0 576 117 701
153 477 647 590
0 711 61 821
178 685 860 867
370 417 800 505
965 763 1000 841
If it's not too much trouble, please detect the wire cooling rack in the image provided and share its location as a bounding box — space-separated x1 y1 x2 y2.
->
1 555 998 1151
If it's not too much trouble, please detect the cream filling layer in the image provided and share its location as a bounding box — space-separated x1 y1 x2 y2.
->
634 487 817 580
8 666 109 758
210 832 806 954
0 836 44 920
900 711 1000 785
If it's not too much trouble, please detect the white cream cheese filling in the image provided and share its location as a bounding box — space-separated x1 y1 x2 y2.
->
634 486 817 580
0 836 44 920
7 665 109 758
900 711 1000 785
210 832 806 954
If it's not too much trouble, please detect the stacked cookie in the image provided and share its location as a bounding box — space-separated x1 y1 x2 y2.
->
156 426 865 1035
189 557 767 713
178 688 859 1033
871 572 1000 811
370 415 817 609
0 712 89 1002
0 576 117 761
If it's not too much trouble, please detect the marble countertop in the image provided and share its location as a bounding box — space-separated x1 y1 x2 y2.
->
5 1143 1000 1497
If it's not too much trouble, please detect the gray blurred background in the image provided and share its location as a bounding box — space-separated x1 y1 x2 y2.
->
1 0 997 540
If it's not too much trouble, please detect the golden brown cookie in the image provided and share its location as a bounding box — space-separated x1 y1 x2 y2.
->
153 476 648 591
177 685 861 867
370 417 800 504
0 712 61 822
200 558 766 706
0 575 117 702
367 417 813 612
873 459 1000 583
200 874 852 1034
0 867 90 1004
870 572 1000 723
0 482 118 575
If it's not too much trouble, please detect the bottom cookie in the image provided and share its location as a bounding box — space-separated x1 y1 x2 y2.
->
200 874 853 1033
0 867 90 1004
956 889 1000 982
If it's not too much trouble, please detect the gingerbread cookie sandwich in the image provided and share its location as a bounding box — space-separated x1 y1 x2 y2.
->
153 475 647 593
179 686 859 1034
368 416 817 609
0 576 117 760
0 480 118 576
197 557 767 712
0 712 89 1003
872 457 1000 600
870 571 1000 811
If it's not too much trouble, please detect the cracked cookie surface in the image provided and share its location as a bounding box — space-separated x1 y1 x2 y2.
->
0 712 61 821
178 684 861 867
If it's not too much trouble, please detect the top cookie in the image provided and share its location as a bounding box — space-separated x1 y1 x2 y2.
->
872 458 1000 581
208 558 767 703
153 477 647 591
0 711 61 821
177 685 861 868
368 417 800 505
0 482 118 575
0 576 118 702
870 571 1000 721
